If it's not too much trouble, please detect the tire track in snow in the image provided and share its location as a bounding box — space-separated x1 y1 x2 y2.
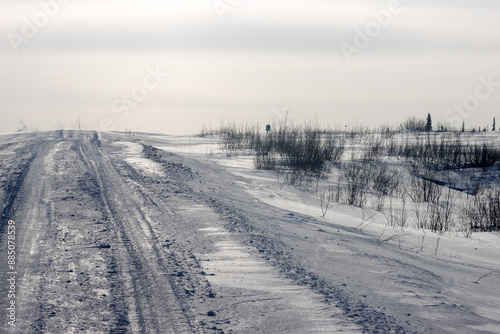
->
77 136 199 333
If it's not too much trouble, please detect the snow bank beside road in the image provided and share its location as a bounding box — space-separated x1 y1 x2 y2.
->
112 141 165 176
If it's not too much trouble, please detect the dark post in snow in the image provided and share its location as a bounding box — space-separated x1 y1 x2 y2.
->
266 124 271 134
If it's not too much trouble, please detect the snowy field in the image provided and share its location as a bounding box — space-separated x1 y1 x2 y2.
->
136 131 500 334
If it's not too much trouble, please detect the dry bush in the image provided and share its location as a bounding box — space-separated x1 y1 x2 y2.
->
404 168 442 203
465 188 500 232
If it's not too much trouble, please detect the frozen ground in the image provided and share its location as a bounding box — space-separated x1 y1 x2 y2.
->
0 130 499 333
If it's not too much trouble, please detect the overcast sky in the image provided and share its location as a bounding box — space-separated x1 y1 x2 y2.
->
1 0 499 134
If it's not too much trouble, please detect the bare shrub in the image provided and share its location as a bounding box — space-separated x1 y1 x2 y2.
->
394 132 500 169
385 197 397 228
276 168 313 188
386 136 398 156
428 203 446 232
401 116 426 132
254 152 276 170
371 192 386 211
397 197 408 229
465 143 500 168
410 186 455 232
362 136 384 162
465 188 500 232
17 119 29 132
373 168 401 196
217 121 261 151
413 202 428 230
341 162 372 207
318 185 335 217
405 168 442 203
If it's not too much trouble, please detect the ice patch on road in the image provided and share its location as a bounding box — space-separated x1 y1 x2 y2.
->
113 141 165 176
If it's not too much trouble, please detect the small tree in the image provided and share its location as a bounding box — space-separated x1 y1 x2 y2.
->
425 113 432 132
17 119 29 132
462 121 465 132
401 116 426 131
493 117 496 131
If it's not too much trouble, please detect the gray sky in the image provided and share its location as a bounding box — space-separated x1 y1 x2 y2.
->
1 0 499 134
